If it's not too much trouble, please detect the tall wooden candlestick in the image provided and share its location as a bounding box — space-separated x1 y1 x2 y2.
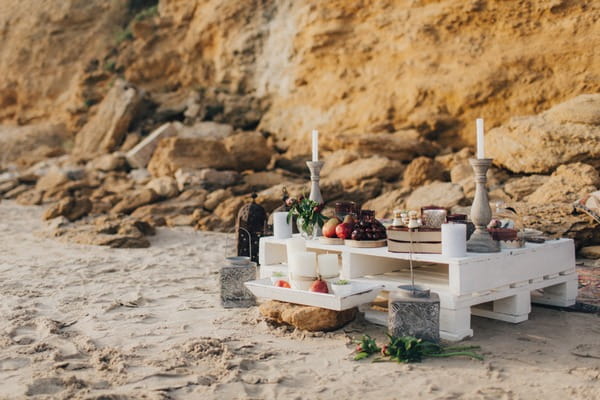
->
466 158 500 253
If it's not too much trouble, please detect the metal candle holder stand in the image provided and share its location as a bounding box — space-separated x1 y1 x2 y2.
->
466 158 500 253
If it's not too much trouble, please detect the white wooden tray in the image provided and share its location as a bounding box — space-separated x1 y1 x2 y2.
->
245 278 383 311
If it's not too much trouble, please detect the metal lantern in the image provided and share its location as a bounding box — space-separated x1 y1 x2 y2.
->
236 193 266 264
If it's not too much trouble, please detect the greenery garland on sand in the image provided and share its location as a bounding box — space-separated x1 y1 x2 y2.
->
354 335 484 363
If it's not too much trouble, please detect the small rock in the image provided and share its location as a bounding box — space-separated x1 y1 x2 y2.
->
259 300 357 332
204 189 232 211
179 121 234 139
146 176 179 198
579 246 600 260
43 196 92 221
88 153 128 172
175 168 240 191
111 188 159 214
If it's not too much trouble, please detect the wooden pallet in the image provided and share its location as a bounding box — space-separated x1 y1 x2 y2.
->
259 236 577 341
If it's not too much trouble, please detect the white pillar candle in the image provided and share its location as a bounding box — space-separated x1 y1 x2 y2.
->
476 118 485 159
286 237 306 262
441 223 467 258
312 129 319 162
289 251 317 277
273 212 292 239
318 254 339 278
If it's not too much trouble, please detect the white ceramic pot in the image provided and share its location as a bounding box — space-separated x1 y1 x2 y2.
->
331 282 353 297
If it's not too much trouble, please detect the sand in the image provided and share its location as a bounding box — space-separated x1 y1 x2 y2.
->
0 201 599 400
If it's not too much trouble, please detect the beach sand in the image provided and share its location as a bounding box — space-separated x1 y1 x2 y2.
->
0 201 598 399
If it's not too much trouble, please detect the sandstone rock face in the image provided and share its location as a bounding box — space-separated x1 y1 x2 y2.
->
259 300 357 332
321 150 360 177
402 157 446 188
88 153 128 172
223 131 272 171
528 163 600 204
74 80 144 155
405 181 465 210
362 188 411 218
1 1 598 153
488 95 600 174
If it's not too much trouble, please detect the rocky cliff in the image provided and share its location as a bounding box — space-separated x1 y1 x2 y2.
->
1 0 598 150
1 0 599 251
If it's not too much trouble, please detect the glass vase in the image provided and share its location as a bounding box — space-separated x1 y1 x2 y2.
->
296 217 317 240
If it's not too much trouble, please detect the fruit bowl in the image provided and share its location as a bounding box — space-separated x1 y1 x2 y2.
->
344 239 387 248
319 236 344 245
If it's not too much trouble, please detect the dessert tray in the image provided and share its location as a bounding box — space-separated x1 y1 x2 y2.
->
245 278 383 311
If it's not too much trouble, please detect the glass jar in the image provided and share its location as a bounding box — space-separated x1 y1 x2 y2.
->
335 201 358 220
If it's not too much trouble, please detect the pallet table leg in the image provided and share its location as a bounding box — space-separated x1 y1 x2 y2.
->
531 277 577 307
471 290 531 323
440 307 473 341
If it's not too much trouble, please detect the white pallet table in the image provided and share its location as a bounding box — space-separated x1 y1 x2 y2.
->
259 236 577 341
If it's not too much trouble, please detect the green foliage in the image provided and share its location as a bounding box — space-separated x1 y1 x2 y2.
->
103 60 116 72
353 334 484 363
115 27 134 44
133 5 158 22
286 196 326 232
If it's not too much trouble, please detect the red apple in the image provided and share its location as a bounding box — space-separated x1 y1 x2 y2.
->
335 222 353 240
309 278 329 293
275 280 291 288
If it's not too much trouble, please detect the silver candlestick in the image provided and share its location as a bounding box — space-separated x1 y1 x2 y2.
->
307 161 324 236
306 161 324 204
466 158 500 253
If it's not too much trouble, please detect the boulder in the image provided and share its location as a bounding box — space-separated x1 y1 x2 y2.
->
326 156 403 187
487 95 600 174
74 79 144 155
545 94 600 125
503 175 549 201
528 163 599 204
405 181 465 210
43 196 92 221
513 202 600 248
321 150 360 177
223 131 272 171
3 184 30 199
147 137 233 177
88 153 128 172
111 188 159 214
242 170 299 190
450 161 507 199
131 189 208 226
213 196 247 226
322 130 439 161
48 215 154 249
175 168 240 191
0 124 67 168
256 183 305 212
15 189 44 206
579 246 600 260
145 176 180 199
435 148 473 170
204 189 232 211
126 122 180 169
0 179 19 195
259 300 357 332
362 188 412 218
402 156 447 188
179 121 234 139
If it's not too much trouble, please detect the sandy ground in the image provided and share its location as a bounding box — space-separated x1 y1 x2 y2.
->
0 201 599 400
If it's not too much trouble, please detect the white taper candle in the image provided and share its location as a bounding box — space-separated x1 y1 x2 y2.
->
312 129 319 162
476 118 485 159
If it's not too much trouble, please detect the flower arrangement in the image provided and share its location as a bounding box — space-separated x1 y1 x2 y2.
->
286 195 325 237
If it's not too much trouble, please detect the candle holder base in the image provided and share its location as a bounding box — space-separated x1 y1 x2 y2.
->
467 228 500 253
